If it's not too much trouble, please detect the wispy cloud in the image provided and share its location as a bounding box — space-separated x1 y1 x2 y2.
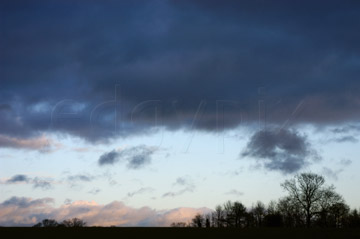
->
225 189 244 197
127 187 154 198
163 176 195 198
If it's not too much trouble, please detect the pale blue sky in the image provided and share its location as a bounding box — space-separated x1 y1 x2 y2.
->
1 125 359 210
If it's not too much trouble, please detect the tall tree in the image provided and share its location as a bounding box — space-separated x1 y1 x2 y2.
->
233 201 247 228
252 201 266 227
281 172 342 228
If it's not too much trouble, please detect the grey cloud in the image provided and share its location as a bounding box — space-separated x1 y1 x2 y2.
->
127 187 154 198
174 177 188 186
331 124 360 134
241 128 320 174
173 176 194 187
162 188 194 198
332 136 358 143
32 177 52 190
2 174 53 190
322 158 353 181
98 145 157 169
225 189 244 196
98 150 119 166
340 159 352 166
88 188 101 195
322 167 343 181
6 174 30 183
163 176 195 198
67 174 95 182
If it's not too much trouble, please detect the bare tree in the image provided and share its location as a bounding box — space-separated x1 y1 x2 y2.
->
170 222 187 227
41 219 59 227
233 201 247 228
253 201 266 227
61 218 86 227
281 172 342 228
191 213 205 228
213 205 224 227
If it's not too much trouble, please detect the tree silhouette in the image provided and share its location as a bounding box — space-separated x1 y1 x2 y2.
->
212 205 224 228
252 201 266 227
33 219 59 227
180 172 359 229
281 172 342 228
62 218 87 227
191 214 205 228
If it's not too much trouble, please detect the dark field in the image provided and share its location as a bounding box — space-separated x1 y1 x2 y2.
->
1 228 360 239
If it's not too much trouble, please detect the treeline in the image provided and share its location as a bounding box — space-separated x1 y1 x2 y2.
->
33 218 86 227
172 173 360 228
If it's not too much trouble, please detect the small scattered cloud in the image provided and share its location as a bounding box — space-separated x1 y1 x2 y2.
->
163 176 195 198
323 135 358 144
173 177 191 187
331 125 360 134
340 159 352 166
322 167 343 181
98 150 119 165
162 188 194 198
1 174 53 190
322 158 353 181
225 189 244 196
98 145 158 169
67 174 95 182
241 128 321 174
88 188 101 195
6 175 30 183
127 187 154 197
32 177 52 190
331 136 358 143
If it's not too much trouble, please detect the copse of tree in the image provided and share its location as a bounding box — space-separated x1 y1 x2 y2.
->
33 218 86 227
62 218 87 227
33 219 59 227
174 173 360 229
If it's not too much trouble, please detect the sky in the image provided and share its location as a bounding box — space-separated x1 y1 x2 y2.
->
1 0 360 226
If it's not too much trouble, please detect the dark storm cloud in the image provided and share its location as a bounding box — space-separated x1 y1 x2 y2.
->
98 145 157 169
1 0 360 143
241 128 320 174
